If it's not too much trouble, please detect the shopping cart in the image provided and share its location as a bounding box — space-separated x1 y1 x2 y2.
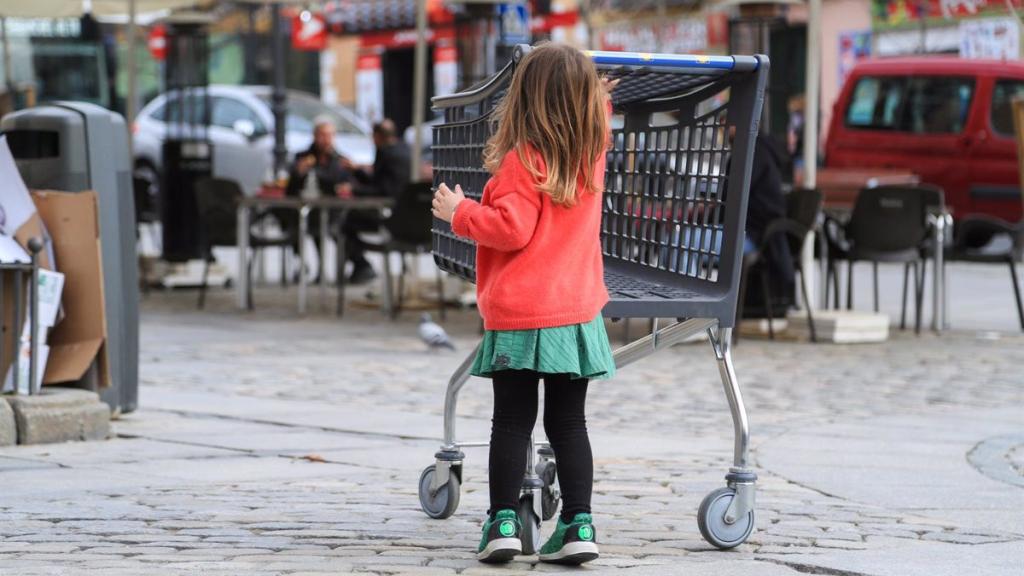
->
419 45 769 551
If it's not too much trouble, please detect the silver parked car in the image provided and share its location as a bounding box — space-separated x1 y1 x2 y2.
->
132 85 375 197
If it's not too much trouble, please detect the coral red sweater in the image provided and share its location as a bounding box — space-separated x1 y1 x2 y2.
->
451 148 608 330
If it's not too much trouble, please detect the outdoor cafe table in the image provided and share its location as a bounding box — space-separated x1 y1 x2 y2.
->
235 194 393 314
797 168 950 331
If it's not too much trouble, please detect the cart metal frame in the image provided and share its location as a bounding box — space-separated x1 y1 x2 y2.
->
420 45 769 551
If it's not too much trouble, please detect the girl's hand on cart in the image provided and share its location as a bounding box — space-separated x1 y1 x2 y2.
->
600 75 621 94
432 182 465 223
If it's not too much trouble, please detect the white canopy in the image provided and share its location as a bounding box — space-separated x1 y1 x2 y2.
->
0 1 198 18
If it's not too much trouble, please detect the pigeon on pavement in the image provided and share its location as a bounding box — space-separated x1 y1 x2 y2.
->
419 313 455 350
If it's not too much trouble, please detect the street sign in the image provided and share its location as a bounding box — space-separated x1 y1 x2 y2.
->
498 3 530 45
147 24 167 61
292 10 328 52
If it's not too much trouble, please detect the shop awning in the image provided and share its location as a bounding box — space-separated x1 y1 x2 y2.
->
0 1 198 18
323 0 450 35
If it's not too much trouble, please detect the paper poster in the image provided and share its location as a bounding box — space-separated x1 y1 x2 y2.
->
839 31 872 88
0 234 30 263
434 40 458 99
356 52 383 123
19 269 66 339
960 18 1020 59
2 341 49 395
0 135 36 237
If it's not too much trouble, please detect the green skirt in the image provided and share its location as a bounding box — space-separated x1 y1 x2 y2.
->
470 315 616 380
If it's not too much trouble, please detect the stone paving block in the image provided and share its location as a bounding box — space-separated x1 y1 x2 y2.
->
0 398 15 445
812 539 869 550
5 387 110 445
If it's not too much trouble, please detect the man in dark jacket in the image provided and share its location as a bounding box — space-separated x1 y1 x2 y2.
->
286 119 352 199
346 119 411 200
339 119 412 284
283 119 353 281
743 133 796 317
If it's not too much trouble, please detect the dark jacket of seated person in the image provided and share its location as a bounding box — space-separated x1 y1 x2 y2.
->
350 120 411 200
285 144 352 199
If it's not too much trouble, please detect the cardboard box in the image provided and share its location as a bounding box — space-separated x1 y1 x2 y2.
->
30 191 110 388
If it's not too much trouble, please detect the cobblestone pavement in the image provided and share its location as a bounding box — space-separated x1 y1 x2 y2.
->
0 288 1022 575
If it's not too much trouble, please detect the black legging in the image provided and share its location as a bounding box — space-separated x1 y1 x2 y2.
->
489 370 592 524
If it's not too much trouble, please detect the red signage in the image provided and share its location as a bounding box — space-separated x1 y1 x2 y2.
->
292 11 328 51
434 42 457 64
147 24 167 61
529 10 579 33
872 0 1023 29
357 52 382 71
359 26 456 49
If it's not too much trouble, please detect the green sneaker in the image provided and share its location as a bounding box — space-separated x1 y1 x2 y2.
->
477 509 522 563
539 513 599 565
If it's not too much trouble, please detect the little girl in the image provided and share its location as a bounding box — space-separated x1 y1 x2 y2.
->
431 42 616 565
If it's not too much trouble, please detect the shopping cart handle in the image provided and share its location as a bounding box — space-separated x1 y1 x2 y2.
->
585 50 740 71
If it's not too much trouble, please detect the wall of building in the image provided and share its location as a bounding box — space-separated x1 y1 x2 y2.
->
821 0 873 145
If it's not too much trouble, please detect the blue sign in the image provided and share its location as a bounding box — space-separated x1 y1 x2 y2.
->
498 3 530 45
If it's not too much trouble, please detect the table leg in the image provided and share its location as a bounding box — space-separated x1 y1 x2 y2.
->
299 205 310 315
335 209 349 317
817 226 829 310
237 205 250 310
932 214 946 333
800 231 815 311
382 251 394 317
943 212 953 329
320 207 329 309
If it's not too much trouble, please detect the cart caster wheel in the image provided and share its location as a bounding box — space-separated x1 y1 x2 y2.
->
418 464 460 519
697 487 755 549
518 494 542 555
536 459 560 521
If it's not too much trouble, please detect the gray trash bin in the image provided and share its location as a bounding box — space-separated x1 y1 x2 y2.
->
1 101 140 414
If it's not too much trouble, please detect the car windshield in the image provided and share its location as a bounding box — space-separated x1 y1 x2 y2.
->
257 94 366 136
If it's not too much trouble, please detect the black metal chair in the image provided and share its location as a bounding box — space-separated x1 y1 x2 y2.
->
737 187 823 341
194 177 294 309
824 184 944 334
945 215 1024 331
336 182 446 320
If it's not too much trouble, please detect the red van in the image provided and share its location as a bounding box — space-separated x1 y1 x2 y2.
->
825 57 1024 221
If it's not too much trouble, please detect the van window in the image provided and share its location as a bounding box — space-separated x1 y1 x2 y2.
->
904 77 973 134
845 76 974 134
990 79 1024 137
846 77 906 129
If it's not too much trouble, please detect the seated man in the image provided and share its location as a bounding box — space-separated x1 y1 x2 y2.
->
284 117 353 281
339 119 412 284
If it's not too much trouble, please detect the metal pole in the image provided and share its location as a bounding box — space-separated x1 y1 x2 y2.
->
655 0 667 52
29 248 39 394
127 0 138 126
1 16 13 98
271 3 288 176
802 0 822 309
918 0 928 54
582 0 595 50
246 5 257 85
411 0 428 182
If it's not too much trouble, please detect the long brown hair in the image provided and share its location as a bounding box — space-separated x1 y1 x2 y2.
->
483 42 609 206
